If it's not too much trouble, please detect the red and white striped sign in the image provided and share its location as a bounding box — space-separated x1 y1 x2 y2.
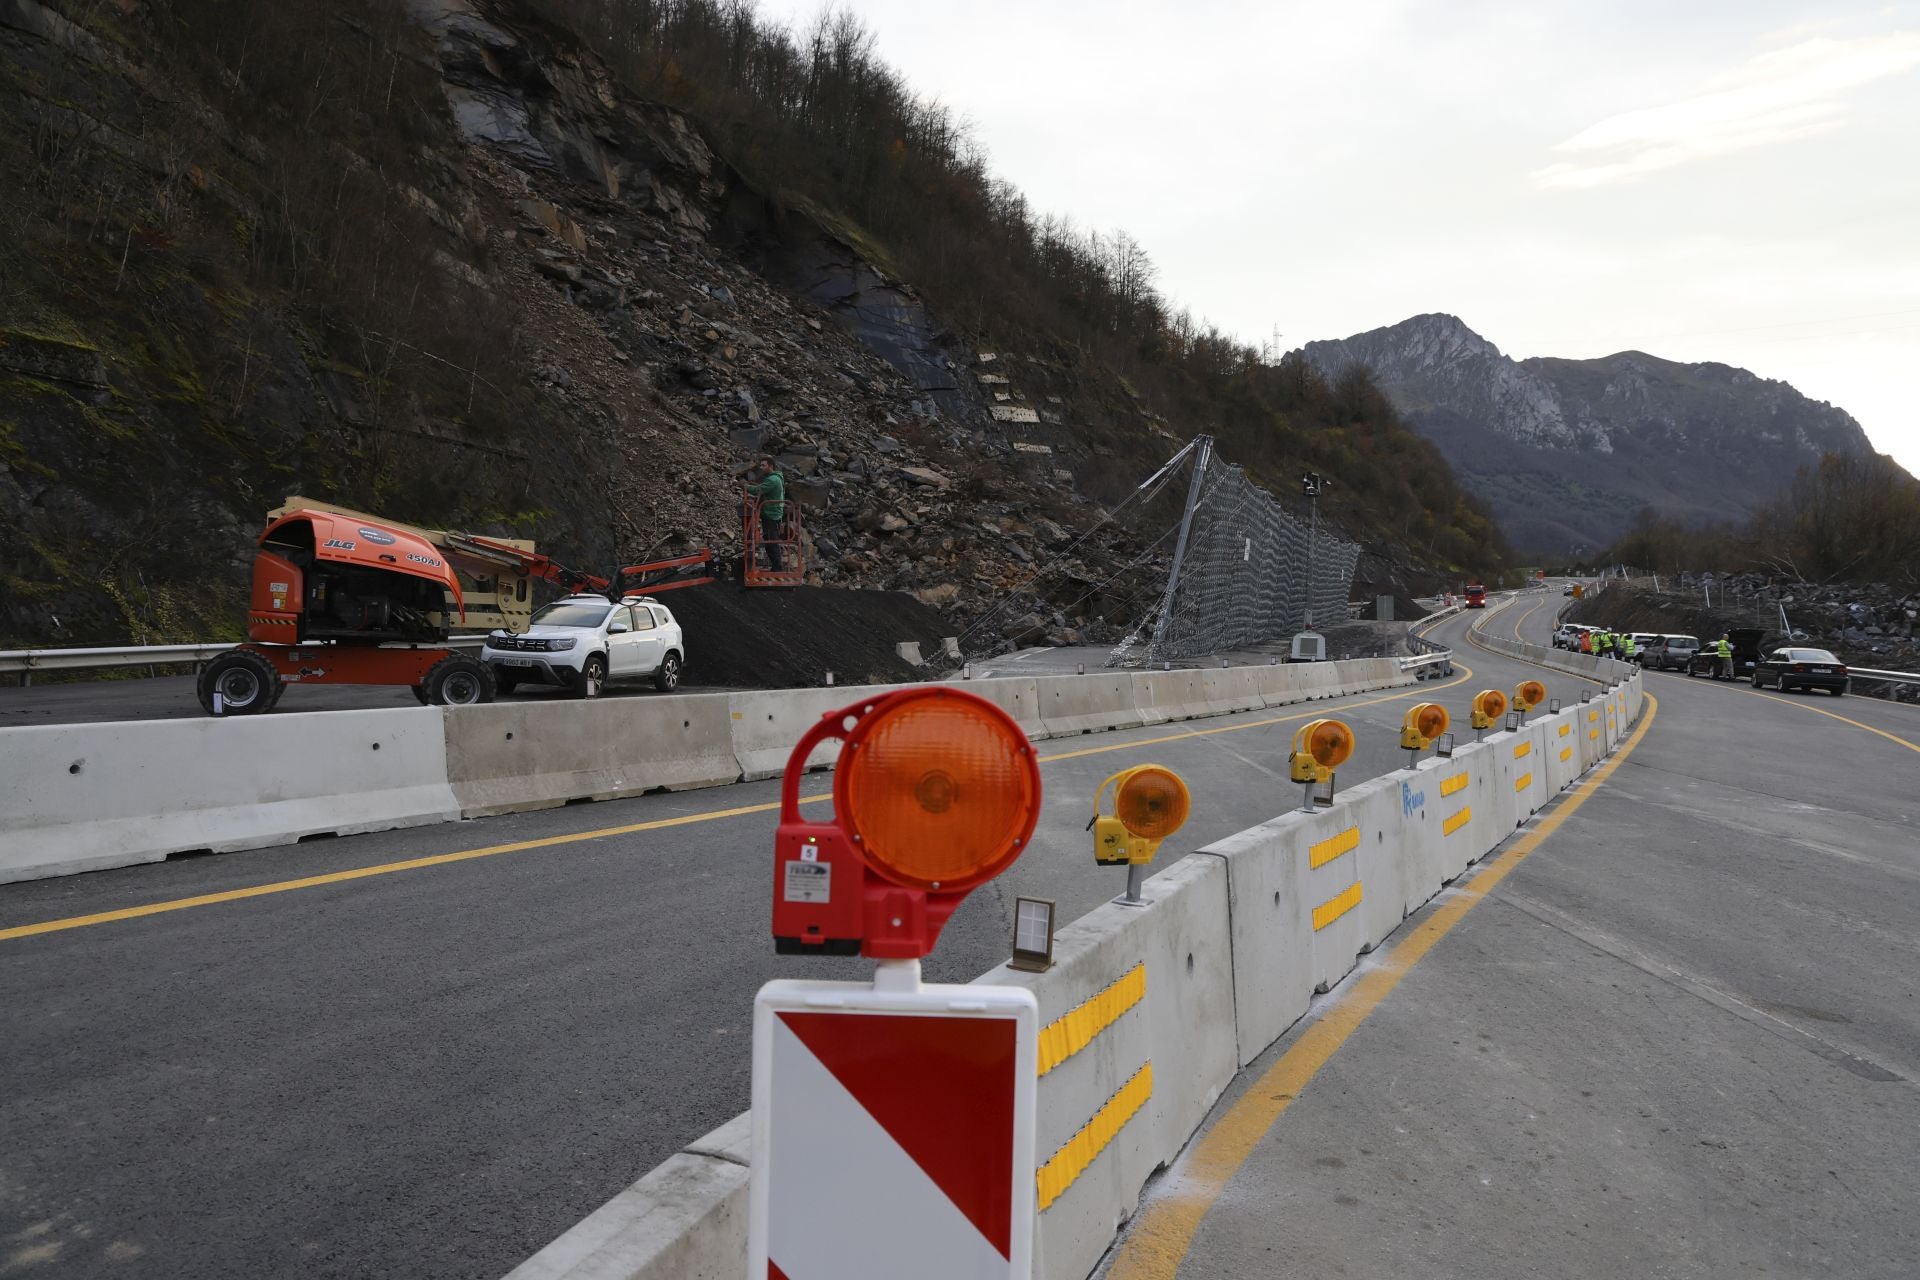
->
750 974 1038 1279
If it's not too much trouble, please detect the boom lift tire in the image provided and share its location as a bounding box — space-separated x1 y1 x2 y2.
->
198 650 281 715
422 654 495 706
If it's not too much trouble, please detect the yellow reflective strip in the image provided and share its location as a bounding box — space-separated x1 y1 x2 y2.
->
1037 963 1146 1077
1588 710 1599 721
1560 747 1574 762
1037 1061 1152 1210
1514 772 1533 793
1311 880 1363 931
1558 724 1571 737
1443 807 1472 836
1513 742 1531 759
1589 729 1600 740
1440 772 1469 797
1307 826 1361 869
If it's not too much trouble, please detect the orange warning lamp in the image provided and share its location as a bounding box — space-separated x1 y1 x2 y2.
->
1399 702 1450 752
1092 765 1191 867
1514 680 1546 721
1470 689 1508 732
772 687 1041 960
1290 718 1354 784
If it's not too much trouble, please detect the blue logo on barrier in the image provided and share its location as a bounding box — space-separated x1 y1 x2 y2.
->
1401 781 1427 817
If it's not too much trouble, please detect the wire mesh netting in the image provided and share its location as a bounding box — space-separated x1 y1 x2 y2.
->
1115 447 1360 666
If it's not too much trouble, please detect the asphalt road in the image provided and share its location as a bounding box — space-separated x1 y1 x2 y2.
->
0 601 1584 1280
1103 590 1920 1279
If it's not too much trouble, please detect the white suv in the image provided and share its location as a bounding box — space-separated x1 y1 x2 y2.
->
482 594 685 697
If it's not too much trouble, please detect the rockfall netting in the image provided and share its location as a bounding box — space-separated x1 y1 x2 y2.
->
1113 450 1360 666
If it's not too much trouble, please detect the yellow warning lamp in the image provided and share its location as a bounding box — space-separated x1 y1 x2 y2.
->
1470 688 1508 736
1289 718 1355 811
1091 765 1191 905
1514 680 1547 723
1092 765 1191 867
1399 701 1450 753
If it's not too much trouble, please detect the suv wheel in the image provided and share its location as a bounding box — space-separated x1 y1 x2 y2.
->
574 653 607 699
654 650 681 692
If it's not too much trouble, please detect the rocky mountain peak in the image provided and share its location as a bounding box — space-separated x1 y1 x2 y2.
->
1299 316 1885 557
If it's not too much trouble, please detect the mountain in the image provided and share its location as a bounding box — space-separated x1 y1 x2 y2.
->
1299 314 1880 557
0 0 1504 650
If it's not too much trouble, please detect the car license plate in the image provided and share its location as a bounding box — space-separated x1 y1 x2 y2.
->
497 656 538 667
1810 667 1832 673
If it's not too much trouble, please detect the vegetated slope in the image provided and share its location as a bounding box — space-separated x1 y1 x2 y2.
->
1300 314 1882 558
0 0 1505 656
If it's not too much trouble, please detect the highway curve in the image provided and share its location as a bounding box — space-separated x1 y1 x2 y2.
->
1104 592 1920 1280
1 600 1589 1279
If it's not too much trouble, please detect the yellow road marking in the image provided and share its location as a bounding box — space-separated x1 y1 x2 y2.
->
1510 596 1543 642
0 665 1478 944
1744 689 1920 755
1311 880 1363 931
1104 692 1661 1280
1037 1060 1153 1211
1037 963 1146 1077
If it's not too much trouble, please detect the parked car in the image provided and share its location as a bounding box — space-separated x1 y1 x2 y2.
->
481 594 685 698
1687 627 1766 681
1641 635 1699 671
1752 647 1849 695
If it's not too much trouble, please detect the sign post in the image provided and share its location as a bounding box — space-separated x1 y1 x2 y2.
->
750 688 1043 1280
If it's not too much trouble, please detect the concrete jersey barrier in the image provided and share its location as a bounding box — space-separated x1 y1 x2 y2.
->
0 708 459 883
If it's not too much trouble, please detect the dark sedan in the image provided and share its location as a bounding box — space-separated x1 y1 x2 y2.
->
1752 647 1850 695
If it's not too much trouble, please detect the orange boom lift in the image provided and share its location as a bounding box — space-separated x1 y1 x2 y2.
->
196 499 717 715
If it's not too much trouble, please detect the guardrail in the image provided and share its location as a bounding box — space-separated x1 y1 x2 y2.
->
1846 667 1920 689
0 637 485 685
1398 651 1455 679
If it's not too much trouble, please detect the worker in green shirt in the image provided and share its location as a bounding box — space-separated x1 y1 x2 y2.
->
748 455 787 571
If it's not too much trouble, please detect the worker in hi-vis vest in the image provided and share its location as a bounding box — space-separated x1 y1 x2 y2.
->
1715 633 1733 679
1621 633 1637 661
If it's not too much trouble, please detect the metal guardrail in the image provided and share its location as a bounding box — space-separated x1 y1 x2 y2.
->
0 637 486 685
1846 667 1920 688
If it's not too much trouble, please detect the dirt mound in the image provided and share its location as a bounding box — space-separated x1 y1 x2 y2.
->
663 583 951 688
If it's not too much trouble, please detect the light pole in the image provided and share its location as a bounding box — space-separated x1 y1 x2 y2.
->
1301 471 1325 628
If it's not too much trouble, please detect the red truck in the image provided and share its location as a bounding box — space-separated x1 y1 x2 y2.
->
1464 583 1487 609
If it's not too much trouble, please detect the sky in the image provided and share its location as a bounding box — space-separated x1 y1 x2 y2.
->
754 0 1920 473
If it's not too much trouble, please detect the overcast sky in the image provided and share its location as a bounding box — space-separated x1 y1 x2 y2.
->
756 0 1920 473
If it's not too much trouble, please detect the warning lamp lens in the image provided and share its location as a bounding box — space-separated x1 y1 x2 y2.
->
1517 680 1546 709
1116 767 1190 839
1307 719 1355 769
1415 703 1449 739
842 693 1039 891
1476 690 1508 719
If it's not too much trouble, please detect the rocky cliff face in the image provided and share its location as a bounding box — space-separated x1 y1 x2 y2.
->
1301 314 1878 555
0 0 1151 648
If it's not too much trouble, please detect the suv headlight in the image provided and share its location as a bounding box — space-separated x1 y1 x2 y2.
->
544 636 577 651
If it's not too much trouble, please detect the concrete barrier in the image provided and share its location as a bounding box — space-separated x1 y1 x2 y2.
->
1129 669 1207 725
444 694 741 817
0 708 460 884
727 683 891 782
1200 816 1315 1066
502 1115 751 1280
984 855 1237 1280
965 674 1048 740
1543 708 1581 792
1033 672 1147 738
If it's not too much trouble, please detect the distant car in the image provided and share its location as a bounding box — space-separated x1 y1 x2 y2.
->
1752 647 1849 695
1688 627 1766 681
1640 635 1698 671
481 594 685 698
1464 583 1487 608
1563 585 1575 596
